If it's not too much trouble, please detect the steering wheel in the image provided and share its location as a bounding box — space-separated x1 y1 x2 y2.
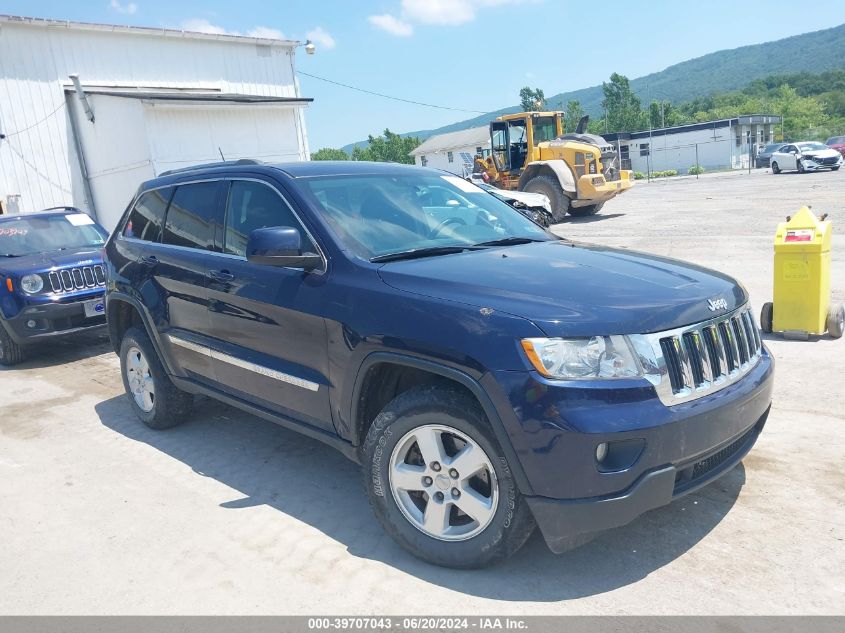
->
430 217 467 238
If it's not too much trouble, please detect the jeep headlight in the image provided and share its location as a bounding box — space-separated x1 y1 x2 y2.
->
521 336 642 379
20 274 44 294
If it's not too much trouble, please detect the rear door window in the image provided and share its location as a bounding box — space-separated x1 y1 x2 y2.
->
223 180 314 258
123 187 172 242
162 182 224 251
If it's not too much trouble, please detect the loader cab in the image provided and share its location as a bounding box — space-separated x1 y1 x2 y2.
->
490 112 564 173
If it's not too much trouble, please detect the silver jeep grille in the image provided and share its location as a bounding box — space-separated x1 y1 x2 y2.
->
643 305 762 406
48 265 106 293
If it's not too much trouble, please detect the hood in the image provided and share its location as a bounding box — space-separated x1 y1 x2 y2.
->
802 148 840 159
496 189 550 208
0 247 103 276
377 241 747 337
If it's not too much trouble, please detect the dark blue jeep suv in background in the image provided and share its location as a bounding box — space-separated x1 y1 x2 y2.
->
0 208 108 365
104 160 774 568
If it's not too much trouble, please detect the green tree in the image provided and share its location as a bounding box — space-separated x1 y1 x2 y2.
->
519 86 545 111
311 147 349 161
564 100 585 133
351 129 421 164
601 73 644 132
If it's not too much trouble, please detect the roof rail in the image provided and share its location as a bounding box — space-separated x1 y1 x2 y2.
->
158 159 264 178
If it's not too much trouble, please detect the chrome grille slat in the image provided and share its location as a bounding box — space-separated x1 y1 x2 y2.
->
649 305 763 406
47 265 106 294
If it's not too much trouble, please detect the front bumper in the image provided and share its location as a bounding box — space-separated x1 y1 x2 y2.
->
573 172 633 206
484 348 774 552
801 158 842 170
527 410 767 552
2 291 106 344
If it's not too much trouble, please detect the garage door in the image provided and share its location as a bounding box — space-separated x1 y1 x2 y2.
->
144 104 306 175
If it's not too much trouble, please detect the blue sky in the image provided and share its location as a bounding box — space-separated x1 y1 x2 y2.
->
3 1 840 149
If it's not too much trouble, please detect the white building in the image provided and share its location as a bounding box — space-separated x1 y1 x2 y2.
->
0 15 312 229
604 115 782 174
409 126 489 176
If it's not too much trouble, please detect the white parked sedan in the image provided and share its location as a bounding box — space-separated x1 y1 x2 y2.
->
770 142 842 174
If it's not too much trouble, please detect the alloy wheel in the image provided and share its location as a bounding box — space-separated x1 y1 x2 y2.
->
126 345 155 412
389 424 498 541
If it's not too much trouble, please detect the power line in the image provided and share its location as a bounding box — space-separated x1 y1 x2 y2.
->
1 101 66 138
298 71 487 114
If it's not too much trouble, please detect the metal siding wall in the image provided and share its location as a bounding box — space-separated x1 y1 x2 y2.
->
0 21 300 214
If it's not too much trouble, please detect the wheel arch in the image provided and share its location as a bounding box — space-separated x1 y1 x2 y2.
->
519 160 576 193
106 292 177 375
351 352 533 494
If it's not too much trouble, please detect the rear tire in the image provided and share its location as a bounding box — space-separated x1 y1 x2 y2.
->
771 161 781 174
522 175 570 223
760 302 774 334
363 385 536 568
119 326 192 429
827 304 844 339
569 202 604 218
0 320 24 366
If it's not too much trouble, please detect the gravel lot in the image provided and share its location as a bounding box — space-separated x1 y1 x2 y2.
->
1 168 843 615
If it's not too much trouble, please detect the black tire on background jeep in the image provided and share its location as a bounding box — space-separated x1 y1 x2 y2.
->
119 326 193 429
522 174 570 223
0 320 24 366
362 385 536 568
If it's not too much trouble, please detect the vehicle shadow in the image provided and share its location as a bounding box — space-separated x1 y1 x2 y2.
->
96 394 745 602
0 330 111 371
559 212 626 224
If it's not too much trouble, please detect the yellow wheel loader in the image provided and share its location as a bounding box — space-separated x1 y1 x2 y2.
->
474 112 633 222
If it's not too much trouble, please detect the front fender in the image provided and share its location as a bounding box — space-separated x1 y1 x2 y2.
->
520 160 577 193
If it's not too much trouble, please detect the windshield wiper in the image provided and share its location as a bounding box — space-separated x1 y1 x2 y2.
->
370 245 484 263
0 253 21 258
473 236 549 247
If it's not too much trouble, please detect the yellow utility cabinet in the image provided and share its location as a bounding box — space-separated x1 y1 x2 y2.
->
761 206 843 339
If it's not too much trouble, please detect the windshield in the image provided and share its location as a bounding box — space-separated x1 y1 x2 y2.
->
0 214 107 257
826 136 845 145
302 173 554 260
798 142 828 151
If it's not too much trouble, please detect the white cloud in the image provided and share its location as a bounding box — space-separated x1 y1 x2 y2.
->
109 0 138 15
247 26 285 39
370 0 534 35
368 14 413 37
306 26 336 49
181 18 232 35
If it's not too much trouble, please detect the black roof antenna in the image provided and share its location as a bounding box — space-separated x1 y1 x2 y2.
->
219 147 226 161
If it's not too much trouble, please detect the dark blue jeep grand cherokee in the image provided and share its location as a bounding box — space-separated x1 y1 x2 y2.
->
104 160 774 568
0 208 108 365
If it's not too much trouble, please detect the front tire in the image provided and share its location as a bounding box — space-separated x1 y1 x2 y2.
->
119 326 192 429
569 202 604 218
363 385 535 568
797 160 805 174
771 161 781 174
522 175 570 223
0 320 24 366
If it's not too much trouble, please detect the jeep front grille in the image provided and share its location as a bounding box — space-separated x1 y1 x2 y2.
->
48 265 106 293
644 305 762 405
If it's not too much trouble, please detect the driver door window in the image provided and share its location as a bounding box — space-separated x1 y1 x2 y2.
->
223 180 312 257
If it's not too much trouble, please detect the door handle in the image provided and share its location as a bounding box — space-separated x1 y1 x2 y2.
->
139 255 159 267
207 269 235 282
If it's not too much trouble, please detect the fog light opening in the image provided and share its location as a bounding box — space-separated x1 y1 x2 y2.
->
595 442 608 463
26 320 38 329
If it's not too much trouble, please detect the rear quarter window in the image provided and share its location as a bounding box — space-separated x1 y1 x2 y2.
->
123 188 172 242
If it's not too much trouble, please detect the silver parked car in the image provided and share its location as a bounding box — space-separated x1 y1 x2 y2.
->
770 142 843 174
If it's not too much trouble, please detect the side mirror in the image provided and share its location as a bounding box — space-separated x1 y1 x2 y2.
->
246 226 322 270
